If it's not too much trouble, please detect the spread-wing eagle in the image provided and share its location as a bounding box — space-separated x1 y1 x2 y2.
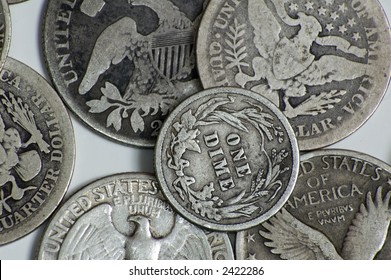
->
78 0 196 99
58 204 213 260
235 0 369 116
259 187 391 260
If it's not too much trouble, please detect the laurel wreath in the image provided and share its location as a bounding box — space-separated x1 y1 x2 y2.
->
166 96 290 221
86 82 175 133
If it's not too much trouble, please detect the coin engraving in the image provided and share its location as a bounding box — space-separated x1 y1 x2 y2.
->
156 87 299 231
0 0 10 69
0 58 75 245
38 173 234 260
197 0 391 150
236 150 391 260
43 0 207 147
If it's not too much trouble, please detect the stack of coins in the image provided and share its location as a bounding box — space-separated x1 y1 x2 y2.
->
0 0 390 261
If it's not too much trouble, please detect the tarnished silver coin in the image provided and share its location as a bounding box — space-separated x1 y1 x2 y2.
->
197 0 391 151
37 173 234 260
0 58 75 245
0 0 10 69
155 87 299 231
237 149 391 260
43 0 208 147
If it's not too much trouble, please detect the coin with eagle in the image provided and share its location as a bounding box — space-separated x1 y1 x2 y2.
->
236 149 391 260
37 173 234 260
42 0 208 147
197 0 391 150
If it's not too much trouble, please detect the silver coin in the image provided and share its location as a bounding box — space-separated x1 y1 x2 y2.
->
0 0 10 69
37 173 234 260
42 0 209 147
237 149 391 260
155 87 299 232
0 57 75 245
197 0 391 151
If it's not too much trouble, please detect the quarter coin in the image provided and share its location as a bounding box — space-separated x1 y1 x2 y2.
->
0 58 75 245
155 87 299 231
37 173 234 260
0 0 10 69
197 0 391 150
237 149 391 260
42 0 208 147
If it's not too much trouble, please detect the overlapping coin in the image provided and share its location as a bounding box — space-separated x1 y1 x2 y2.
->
0 58 75 245
0 0 10 69
37 173 234 260
197 0 391 150
155 87 299 231
237 149 391 260
42 0 209 147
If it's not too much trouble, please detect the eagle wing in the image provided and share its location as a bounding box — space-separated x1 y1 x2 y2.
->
78 16 147 95
248 0 281 60
259 209 342 260
158 215 212 260
295 55 367 87
342 187 391 260
58 204 126 260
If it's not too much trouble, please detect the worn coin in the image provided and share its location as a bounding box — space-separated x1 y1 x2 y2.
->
0 0 10 70
0 57 75 245
37 173 234 260
237 149 391 260
42 0 209 147
7 0 28 4
197 0 391 151
155 87 299 231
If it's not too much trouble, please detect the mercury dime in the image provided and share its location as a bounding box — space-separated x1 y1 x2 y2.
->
0 0 10 69
155 87 299 231
43 0 208 147
37 173 234 260
0 58 75 245
197 0 391 151
237 149 391 260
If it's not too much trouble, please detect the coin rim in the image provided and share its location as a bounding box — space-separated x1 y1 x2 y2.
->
235 148 391 259
0 57 75 245
196 0 391 151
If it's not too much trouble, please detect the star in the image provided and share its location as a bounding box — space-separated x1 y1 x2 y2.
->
352 32 361 41
246 233 256 243
289 3 299 12
318 7 327 16
330 11 339 20
247 253 257 260
339 3 348 13
305 1 314 11
324 0 334 5
348 18 356 27
325 23 334 32
339 25 347 34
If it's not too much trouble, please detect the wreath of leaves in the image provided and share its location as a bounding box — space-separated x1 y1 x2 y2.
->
86 82 174 133
166 96 290 221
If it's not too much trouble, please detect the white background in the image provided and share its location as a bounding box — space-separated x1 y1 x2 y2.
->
0 0 390 260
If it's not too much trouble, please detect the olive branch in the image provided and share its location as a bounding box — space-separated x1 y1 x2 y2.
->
0 90 50 153
224 19 249 73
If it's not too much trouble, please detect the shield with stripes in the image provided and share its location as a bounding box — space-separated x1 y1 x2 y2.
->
150 29 194 81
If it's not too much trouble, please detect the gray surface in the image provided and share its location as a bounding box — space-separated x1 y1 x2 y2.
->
0 0 390 259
